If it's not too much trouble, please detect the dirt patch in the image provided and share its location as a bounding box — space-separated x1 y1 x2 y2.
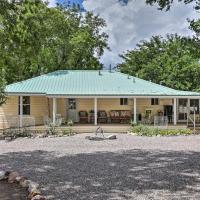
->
0 180 28 200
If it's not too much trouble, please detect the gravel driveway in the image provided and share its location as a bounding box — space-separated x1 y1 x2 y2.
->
1 133 200 200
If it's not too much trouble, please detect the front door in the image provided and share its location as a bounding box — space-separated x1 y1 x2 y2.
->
67 99 78 122
178 99 188 122
164 105 173 123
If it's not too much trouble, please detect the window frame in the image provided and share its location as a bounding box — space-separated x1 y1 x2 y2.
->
190 99 199 114
68 98 76 110
18 96 31 115
151 98 159 106
120 98 128 106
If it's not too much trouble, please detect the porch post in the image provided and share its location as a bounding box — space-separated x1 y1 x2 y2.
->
19 96 23 128
53 97 57 124
134 97 137 124
173 98 177 125
187 98 190 127
94 97 97 126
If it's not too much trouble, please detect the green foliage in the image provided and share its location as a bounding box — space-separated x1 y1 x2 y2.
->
66 119 74 126
190 19 200 37
145 0 200 11
0 0 109 85
119 34 200 91
130 120 138 127
62 127 74 136
0 70 6 106
130 124 193 136
47 123 57 135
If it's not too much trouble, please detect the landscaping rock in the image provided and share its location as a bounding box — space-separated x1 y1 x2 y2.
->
4 136 13 141
8 171 19 183
16 176 23 182
39 133 48 138
20 178 30 188
31 194 46 200
107 135 117 140
28 189 42 199
0 169 47 200
28 181 39 193
85 136 105 141
0 170 6 180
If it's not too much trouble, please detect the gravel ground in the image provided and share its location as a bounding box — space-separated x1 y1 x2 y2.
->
1 133 200 200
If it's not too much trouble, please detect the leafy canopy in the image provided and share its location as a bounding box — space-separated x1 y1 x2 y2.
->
145 0 200 11
119 34 200 91
0 0 109 85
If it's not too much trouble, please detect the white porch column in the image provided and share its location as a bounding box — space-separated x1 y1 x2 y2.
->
19 96 23 128
187 98 190 126
173 98 177 125
53 97 57 124
94 97 97 126
134 98 137 124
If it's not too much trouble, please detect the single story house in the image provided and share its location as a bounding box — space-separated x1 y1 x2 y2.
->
0 70 200 129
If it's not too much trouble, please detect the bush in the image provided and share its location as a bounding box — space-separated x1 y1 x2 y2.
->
62 127 74 136
66 119 74 126
130 124 192 137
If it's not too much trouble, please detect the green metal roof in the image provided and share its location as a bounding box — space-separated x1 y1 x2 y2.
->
5 70 200 97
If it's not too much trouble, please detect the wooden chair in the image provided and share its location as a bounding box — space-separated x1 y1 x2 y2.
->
98 110 107 123
120 110 132 123
110 110 121 123
79 111 88 123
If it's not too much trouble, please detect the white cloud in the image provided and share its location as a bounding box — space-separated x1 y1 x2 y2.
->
83 0 198 67
47 0 57 7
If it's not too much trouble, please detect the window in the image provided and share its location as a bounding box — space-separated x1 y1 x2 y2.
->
151 98 159 105
69 99 76 110
190 99 199 114
18 96 30 115
120 98 128 105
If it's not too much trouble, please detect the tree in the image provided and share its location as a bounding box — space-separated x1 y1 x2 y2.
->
0 0 109 84
119 34 200 91
145 0 200 11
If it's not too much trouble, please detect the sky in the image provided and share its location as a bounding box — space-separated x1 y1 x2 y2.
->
48 0 198 67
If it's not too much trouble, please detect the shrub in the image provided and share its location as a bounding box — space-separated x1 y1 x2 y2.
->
66 119 74 127
62 127 74 136
130 124 192 137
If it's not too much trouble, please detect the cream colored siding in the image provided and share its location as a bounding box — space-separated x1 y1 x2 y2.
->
72 98 173 117
98 98 133 113
78 99 94 112
0 96 49 129
31 96 49 125
0 96 18 129
57 98 67 119
137 98 173 116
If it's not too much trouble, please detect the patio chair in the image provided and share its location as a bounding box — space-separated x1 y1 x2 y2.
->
89 110 94 123
98 110 107 123
120 110 132 123
110 110 121 123
79 111 88 123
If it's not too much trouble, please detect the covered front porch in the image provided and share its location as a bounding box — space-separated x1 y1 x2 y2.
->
15 96 200 129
